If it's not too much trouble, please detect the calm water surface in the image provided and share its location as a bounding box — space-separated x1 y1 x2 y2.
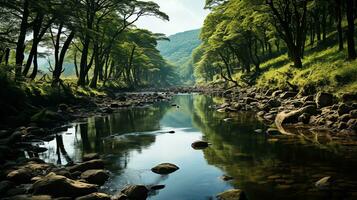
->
38 94 357 200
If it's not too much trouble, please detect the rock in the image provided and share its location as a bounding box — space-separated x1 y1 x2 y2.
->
275 105 317 127
58 104 69 112
0 180 15 195
315 92 334 108
76 193 111 200
220 175 234 181
191 141 209 149
82 153 100 162
244 97 257 104
350 109 357 118
266 128 280 135
280 92 297 99
32 173 97 198
341 92 357 102
339 114 351 123
267 99 281 108
112 193 128 200
121 185 148 200
7 131 23 144
272 90 283 97
217 189 247 200
31 109 65 125
254 129 263 134
338 103 352 116
315 176 332 190
347 119 357 131
68 159 104 173
151 163 179 175
7 168 32 184
298 113 311 124
4 195 52 200
110 103 119 108
338 122 348 129
80 170 109 185
168 131 175 134
150 185 165 191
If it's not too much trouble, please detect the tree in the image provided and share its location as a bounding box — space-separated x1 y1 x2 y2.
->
266 0 308 68
346 0 356 59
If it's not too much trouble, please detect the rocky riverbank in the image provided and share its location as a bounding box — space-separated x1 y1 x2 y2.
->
214 87 357 135
0 91 175 200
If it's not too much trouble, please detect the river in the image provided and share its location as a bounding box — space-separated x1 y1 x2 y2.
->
37 94 357 200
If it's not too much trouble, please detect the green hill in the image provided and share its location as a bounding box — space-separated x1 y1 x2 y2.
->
157 29 201 84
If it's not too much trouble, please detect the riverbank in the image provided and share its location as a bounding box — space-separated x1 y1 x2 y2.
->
213 87 357 135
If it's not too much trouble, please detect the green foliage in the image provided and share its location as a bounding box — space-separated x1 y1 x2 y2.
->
157 29 202 84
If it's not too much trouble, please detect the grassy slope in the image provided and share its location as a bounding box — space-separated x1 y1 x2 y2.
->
237 32 357 96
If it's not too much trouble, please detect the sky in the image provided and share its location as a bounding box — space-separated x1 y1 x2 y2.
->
135 0 209 36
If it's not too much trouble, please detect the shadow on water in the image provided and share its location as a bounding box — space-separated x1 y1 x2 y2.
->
37 94 357 200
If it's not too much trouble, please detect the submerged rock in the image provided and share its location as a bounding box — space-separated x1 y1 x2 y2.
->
32 173 97 198
217 189 247 200
121 185 148 200
191 141 209 149
150 185 165 191
151 163 179 175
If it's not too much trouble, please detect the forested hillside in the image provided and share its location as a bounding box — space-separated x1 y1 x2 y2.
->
157 29 201 84
193 0 357 95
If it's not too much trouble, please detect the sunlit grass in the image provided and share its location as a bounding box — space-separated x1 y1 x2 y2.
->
255 43 357 95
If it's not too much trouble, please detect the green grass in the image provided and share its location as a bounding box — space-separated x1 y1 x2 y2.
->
255 43 357 96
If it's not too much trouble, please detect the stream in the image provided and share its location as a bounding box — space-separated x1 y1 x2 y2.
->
36 94 357 200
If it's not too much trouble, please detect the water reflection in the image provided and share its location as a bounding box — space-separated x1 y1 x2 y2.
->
39 94 357 200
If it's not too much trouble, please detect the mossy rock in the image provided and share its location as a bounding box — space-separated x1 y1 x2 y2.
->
31 109 65 125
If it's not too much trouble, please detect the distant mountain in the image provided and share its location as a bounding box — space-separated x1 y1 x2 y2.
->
157 29 201 84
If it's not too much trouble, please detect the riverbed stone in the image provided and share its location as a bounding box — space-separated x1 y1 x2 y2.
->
315 176 332 190
32 173 97 198
316 92 334 108
280 92 297 99
191 141 209 149
338 103 352 116
75 193 111 200
121 185 148 200
80 170 109 185
151 163 179 175
68 159 105 172
0 180 15 195
217 189 247 200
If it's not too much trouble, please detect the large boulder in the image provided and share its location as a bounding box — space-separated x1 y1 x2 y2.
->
217 189 247 200
68 159 104 173
276 105 317 125
121 185 148 200
80 170 109 185
32 173 97 198
76 193 111 200
315 92 334 108
151 163 179 175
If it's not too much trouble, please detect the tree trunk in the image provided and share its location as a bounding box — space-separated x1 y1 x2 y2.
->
15 0 30 78
29 50 38 80
336 0 344 51
346 0 356 59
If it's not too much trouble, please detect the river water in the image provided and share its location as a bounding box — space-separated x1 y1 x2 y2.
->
38 94 357 200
